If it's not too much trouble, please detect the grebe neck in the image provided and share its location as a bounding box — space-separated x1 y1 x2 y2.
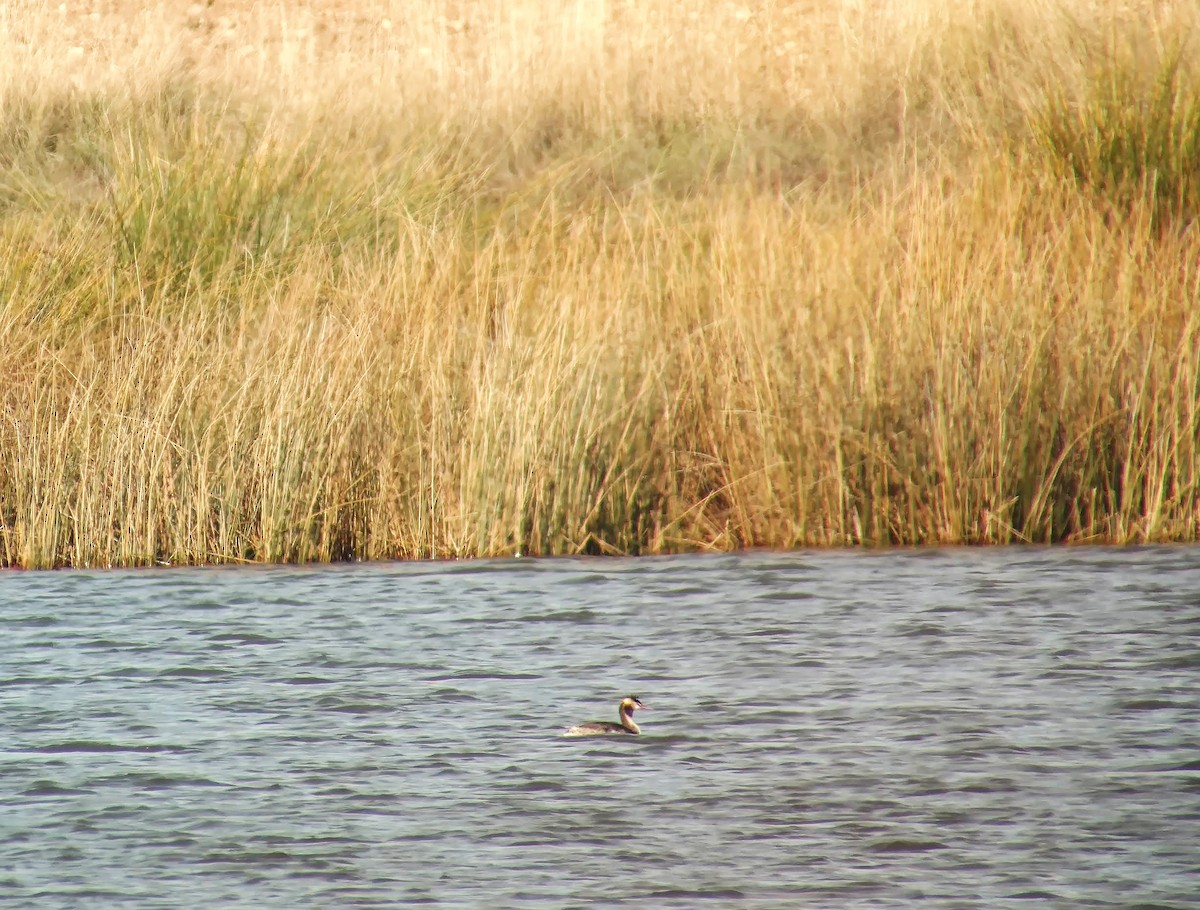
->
620 705 641 734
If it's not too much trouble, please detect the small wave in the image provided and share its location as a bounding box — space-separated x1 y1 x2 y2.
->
0 675 69 687
516 609 598 623
194 850 309 866
80 639 151 651
1158 758 1200 772
512 779 566 793
899 622 947 638
317 701 394 715
95 773 223 790
209 632 282 645
155 666 228 679
644 888 747 900
27 888 143 901
21 780 94 797
557 572 610 585
867 838 947 853
278 675 336 685
429 671 542 681
1117 698 1179 711
1153 652 1200 671
1007 891 1062 900
743 626 799 638
754 590 814 602
429 687 481 702
955 777 1020 794
13 615 59 627
31 741 187 754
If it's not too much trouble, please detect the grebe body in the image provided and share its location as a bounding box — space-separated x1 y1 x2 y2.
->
563 695 647 737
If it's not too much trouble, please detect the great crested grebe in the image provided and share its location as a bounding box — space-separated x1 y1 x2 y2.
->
563 695 648 737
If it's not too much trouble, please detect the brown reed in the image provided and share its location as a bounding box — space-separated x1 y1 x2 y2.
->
1 0 1197 567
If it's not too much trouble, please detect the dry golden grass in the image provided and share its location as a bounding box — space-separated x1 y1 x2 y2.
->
1 0 1198 566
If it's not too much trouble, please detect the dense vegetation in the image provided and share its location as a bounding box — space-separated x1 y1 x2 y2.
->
2 0 1198 567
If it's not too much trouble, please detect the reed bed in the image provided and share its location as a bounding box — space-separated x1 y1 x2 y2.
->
1 0 1198 567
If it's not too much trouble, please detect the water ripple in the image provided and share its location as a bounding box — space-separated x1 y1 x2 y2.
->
2 547 1198 909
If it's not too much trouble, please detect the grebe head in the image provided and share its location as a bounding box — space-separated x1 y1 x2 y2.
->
620 695 647 713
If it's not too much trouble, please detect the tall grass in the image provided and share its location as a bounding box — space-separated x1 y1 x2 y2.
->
1 0 1198 567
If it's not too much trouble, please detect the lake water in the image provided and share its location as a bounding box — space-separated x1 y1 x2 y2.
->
2 548 1198 909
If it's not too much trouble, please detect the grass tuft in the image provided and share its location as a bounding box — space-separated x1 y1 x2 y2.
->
1033 33 1200 229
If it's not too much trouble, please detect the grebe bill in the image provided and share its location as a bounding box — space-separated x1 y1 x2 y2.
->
563 695 647 737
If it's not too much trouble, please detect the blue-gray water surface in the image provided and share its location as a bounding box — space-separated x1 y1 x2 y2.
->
2 548 1198 909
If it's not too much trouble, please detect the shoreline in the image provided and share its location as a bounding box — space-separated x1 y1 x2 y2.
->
3 539 1196 573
